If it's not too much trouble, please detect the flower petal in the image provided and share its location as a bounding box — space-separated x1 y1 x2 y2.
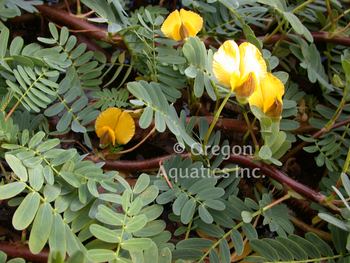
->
172 23 182 41
249 84 264 110
114 111 135 145
213 40 240 87
161 10 181 40
183 21 196 38
180 9 203 35
238 42 266 86
260 72 285 100
95 107 122 135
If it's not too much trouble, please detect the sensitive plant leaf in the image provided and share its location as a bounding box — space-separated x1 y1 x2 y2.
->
133 220 166 237
0 27 9 57
5 154 28 181
121 238 152 251
230 228 244 256
249 239 279 262
181 198 196 224
0 182 26 200
125 214 148 233
90 224 121 243
29 203 53 254
86 249 116 262
13 192 40 230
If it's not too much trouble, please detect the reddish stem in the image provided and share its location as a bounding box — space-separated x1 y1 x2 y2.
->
0 242 50 263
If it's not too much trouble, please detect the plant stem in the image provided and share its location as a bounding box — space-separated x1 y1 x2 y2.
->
263 0 316 44
241 105 259 153
203 92 231 148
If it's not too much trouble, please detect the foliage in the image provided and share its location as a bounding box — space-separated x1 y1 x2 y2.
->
1 0 350 262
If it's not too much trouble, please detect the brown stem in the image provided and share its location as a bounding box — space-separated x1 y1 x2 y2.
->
135 117 260 134
35 5 126 48
0 242 51 263
84 152 340 214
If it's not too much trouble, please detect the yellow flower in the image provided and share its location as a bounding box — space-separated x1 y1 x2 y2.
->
161 9 203 41
212 40 267 104
249 72 285 118
95 107 135 146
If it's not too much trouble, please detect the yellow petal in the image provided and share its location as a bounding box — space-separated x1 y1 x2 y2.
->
95 107 122 135
161 10 181 40
97 126 116 146
213 40 240 88
264 94 283 118
249 84 264 110
172 23 182 41
260 72 285 100
179 9 203 35
114 111 135 145
183 21 196 38
238 42 267 86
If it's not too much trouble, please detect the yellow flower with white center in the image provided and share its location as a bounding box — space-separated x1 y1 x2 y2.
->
212 40 267 104
95 107 135 147
161 9 203 41
249 72 285 119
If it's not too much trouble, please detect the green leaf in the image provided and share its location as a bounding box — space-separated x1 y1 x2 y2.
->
125 214 148 233
283 12 304 35
320 212 349 231
49 213 66 259
288 234 321 259
121 238 152 251
342 59 350 76
136 204 163 222
133 220 166 237
156 56 186 64
242 223 258 241
181 198 196 224
198 205 213 224
259 145 272 160
185 65 197 78
97 205 124 226
263 239 293 261
51 149 77 166
280 119 300 130
196 188 225 200
330 221 349 255
0 27 9 58
90 224 121 243
194 69 204 98
342 173 350 198
29 203 53 254
0 182 26 200
0 251 6 263
13 192 40 230
137 185 159 206
177 238 214 250
139 106 153 129
5 154 28 181
133 173 150 194
44 183 61 202
86 249 116 262
230 228 244 256
275 236 308 260
249 239 279 262
144 242 158 263
128 197 143 216
56 111 73 132
159 247 172 262
49 23 59 40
